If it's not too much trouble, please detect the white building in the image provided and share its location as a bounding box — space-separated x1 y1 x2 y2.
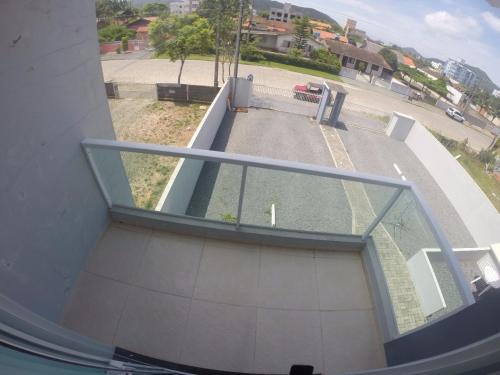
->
269 3 302 23
431 61 443 71
493 89 500 98
443 58 478 88
170 0 199 15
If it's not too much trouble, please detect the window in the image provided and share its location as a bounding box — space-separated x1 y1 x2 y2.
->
372 64 379 71
347 57 356 64
271 11 275 15
282 40 292 48
277 12 282 17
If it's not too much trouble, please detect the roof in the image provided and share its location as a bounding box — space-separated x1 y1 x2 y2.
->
325 40 393 70
310 20 331 30
337 35 349 43
313 29 335 40
127 17 157 30
403 56 416 68
249 16 295 33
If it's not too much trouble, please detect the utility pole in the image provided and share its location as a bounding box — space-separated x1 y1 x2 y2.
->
233 0 244 79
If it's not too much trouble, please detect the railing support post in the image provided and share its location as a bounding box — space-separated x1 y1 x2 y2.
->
236 165 248 229
362 187 404 241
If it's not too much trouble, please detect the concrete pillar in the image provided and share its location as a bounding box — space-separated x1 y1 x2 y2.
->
0 0 125 320
365 62 372 74
386 112 416 141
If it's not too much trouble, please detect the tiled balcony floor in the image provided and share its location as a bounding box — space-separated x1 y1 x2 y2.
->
62 222 386 374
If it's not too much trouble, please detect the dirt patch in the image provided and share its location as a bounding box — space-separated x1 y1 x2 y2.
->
108 99 207 209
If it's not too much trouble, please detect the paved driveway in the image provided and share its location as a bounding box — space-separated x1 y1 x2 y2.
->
101 59 494 150
335 113 476 249
187 109 352 234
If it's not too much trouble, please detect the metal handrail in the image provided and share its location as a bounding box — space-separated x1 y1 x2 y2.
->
81 138 412 189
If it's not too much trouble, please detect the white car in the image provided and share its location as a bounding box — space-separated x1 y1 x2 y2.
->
446 107 465 123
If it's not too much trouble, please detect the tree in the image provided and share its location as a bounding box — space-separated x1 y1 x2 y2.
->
98 24 136 42
198 0 242 86
348 33 363 46
310 48 341 71
357 61 367 72
96 0 138 26
487 96 500 123
142 2 169 17
293 16 312 51
378 47 398 71
149 15 212 84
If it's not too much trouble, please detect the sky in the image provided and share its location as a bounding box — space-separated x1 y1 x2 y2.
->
288 0 500 86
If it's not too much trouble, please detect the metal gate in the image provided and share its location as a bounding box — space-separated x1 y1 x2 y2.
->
250 84 322 117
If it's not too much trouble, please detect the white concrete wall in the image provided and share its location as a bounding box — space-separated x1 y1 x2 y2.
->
390 79 412 97
0 0 119 320
232 77 253 108
158 81 232 214
405 122 500 247
339 67 358 79
446 85 463 105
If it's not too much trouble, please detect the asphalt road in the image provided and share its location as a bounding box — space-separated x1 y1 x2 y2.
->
101 58 495 151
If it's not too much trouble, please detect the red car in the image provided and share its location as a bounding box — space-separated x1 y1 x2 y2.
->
293 82 323 103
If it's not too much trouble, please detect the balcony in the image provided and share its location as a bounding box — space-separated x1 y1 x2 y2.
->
62 223 385 374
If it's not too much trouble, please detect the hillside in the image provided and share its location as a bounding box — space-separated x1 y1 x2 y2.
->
465 65 498 93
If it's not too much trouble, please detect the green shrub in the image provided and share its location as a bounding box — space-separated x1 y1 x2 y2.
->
241 42 264 62
478 149 496 167
98 24 136 43
310 48 340 68
258 50 341 75
287 48 303 58
121 36 129 52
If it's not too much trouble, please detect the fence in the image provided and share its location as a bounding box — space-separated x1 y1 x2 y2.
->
99 39 146 54
157 84 220 103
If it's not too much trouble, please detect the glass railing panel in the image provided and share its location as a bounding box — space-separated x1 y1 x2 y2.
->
370 189 465 334
86 146 243 224
89 148 180 210
238 166 397 234
185 161 242 223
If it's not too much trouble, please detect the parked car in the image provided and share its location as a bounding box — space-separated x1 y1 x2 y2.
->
293 82 323 103
446 107 465 123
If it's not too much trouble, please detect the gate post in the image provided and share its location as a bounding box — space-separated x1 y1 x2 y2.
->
315 82 331 124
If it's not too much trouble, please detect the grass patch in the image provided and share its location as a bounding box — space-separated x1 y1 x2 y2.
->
430 130 500 212
109 99 207 209
156 53 342 81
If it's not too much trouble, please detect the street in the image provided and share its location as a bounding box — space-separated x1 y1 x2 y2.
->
101 58 495 151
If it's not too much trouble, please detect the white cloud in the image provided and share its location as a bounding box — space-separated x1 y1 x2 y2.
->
482 11 500 32
424 11 481 37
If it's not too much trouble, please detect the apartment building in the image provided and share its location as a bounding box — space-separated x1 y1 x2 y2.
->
444 58 478 88
269 3 302 23
170 0 200 15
